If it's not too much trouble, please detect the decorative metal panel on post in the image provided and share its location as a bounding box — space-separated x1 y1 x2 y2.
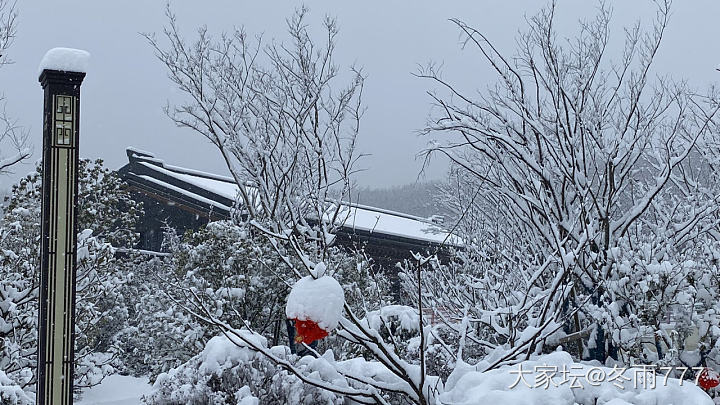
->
37 47 88 405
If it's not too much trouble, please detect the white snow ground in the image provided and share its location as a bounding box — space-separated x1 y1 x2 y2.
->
76 375 152 405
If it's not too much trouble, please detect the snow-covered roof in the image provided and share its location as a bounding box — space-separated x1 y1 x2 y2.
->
332 204 460 245
137 162 239 203
39 47 90 74
120 147 462 247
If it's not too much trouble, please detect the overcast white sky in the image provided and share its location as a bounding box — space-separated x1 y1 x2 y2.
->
1 1 719 190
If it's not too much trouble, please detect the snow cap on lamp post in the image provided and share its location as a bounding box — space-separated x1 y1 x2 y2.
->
286 263 345 345
39 47 90 76
37 47 89 405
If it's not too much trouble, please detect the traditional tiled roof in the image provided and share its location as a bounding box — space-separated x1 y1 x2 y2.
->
118 147 462 249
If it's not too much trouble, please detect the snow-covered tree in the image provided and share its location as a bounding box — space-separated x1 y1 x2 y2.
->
144 6 364 258
0 160 142 396
0 8 32 392
0 0 29 175
418 0 720 375
145 7 453 403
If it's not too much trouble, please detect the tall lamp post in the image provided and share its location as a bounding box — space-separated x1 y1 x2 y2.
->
37 47 89 405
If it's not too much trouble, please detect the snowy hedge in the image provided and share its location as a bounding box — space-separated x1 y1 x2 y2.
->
147 330 716 404
146 333 342 404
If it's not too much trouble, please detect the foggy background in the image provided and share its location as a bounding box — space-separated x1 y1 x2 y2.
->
1 0 718 194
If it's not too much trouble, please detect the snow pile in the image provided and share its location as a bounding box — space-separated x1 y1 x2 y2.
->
198 332 266 375
39 47 90 74
366 305 420 332
147 334 342 404
235 386 259 405
0 370 32 405
76 374 153 405
286 274 345 331
440 351 713 405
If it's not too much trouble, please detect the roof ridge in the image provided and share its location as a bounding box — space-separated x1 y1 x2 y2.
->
162 164 237 183
126 147 165 167
126 147 237 183
342 201 432 224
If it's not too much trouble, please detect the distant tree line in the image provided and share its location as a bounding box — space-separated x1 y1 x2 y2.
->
354 181 447 219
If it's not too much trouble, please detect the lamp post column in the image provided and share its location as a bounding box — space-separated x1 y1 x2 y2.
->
37 65 86 405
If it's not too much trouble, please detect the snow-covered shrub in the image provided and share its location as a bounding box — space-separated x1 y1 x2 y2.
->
0 200 39 394
146 333 342 405
121 220 295 380
398 259 488 383
0 159 141 393
118 254 207 380
124 220 390 381
583 237 720 374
